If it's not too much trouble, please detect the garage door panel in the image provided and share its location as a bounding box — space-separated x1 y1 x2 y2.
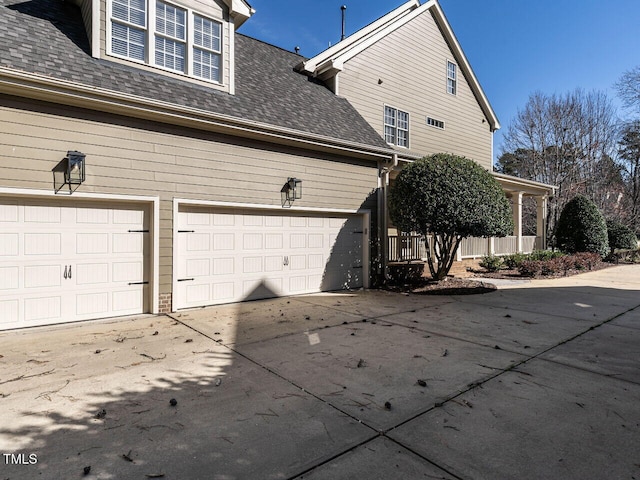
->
289 255 306 270
77 263 109 285
76 233 108 254
265 233 283 249
176 208 365 309
0 300 19 323
112 262 143 283
112 287 145 312
76 207 109 224
77 292 109 316
0 233 19 255
0 267 19 289
25 296 61 322
25 233 61 255
264 256 283 272
243 233 263 250
186 283 210 305
243 256 263 274
213 233 234 250
212 257 233 275
24 265 61 288
187 233 210 251
24 205 61 223
113 233 143 254
0 202 18 222
212 282 234 302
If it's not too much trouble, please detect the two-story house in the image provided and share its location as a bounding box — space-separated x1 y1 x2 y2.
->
298 0 554 268
0 0 552 331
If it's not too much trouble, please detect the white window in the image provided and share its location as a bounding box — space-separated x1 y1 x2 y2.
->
427 117 445 129
384 106 409 148
109 0 223 83
111 0 147 61
193 15 222 82
155 2 186 72
447 61 457 95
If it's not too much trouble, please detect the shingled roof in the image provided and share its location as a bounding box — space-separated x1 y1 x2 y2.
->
0 0 389 150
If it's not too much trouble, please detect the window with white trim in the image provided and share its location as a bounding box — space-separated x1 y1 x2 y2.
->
447 61 457 95
427 117 445 129
108 0 223 83
193 15 222 82
384 106 409 148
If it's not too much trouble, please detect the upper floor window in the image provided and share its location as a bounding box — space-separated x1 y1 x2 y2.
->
384 106 409 148
109 0 222 83
447 61 457 95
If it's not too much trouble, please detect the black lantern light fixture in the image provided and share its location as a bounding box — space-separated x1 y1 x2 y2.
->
281 177 302 207
54 150 86 194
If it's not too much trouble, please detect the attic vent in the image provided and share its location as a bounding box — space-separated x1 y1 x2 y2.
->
426 117 445 129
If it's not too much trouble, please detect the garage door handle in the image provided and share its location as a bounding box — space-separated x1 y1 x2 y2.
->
178 230 195 233
353 266 363 269
63 265 68 279
128 229 149 233
178 278 194 282
68 265 72 278
128 281 149 285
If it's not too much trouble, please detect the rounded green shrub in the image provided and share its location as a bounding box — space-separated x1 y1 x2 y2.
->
555 195 608 257
479 254 503 272
606 219 638 253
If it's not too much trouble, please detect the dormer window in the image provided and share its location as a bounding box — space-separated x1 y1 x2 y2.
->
108 0 223 83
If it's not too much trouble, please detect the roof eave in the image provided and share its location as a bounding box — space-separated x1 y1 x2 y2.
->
301 0 420 74
0 67 394 162
224 0 255 28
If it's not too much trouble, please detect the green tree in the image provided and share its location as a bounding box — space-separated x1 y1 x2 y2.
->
618 121 640 233
556 195 609 256
606 219 638 254
389 154 513 280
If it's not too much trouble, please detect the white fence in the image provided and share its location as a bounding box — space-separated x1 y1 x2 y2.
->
460 235 541 259
389 234 542 262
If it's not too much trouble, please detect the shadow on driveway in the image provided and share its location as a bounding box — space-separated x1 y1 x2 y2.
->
1 266 639 479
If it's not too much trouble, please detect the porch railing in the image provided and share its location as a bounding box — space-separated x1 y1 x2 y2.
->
389 234 543 262
460 235 541 259
388 234 426 262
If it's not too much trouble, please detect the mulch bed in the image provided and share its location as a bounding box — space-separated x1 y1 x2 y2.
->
385 260 617 296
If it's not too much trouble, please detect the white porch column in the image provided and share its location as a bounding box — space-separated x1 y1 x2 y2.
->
512 192 523 253
536 195 548 249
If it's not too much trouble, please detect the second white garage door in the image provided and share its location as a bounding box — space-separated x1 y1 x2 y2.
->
175 208 365 309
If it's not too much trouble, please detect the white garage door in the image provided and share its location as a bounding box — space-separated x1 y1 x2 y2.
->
175 208 365 309
0 198 149 330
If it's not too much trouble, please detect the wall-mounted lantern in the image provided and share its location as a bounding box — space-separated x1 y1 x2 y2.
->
281 177 302 207
54 150 86 194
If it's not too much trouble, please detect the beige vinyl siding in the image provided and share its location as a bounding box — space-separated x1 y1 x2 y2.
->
338 9 493 169
80 0 92 45
0 96 378 294
99 0 231 93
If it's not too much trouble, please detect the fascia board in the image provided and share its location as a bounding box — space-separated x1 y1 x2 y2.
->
0 68 394 161
493 172 557 194
325 1 436 70
429 2 500 131
302 0 420 73
224 0 255 28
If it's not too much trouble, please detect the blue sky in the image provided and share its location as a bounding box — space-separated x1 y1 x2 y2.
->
238 0 640 161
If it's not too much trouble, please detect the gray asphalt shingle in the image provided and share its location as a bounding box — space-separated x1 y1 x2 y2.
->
0 0 389 149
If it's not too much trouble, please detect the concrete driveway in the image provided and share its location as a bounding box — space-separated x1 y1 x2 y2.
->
1 265 639 480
